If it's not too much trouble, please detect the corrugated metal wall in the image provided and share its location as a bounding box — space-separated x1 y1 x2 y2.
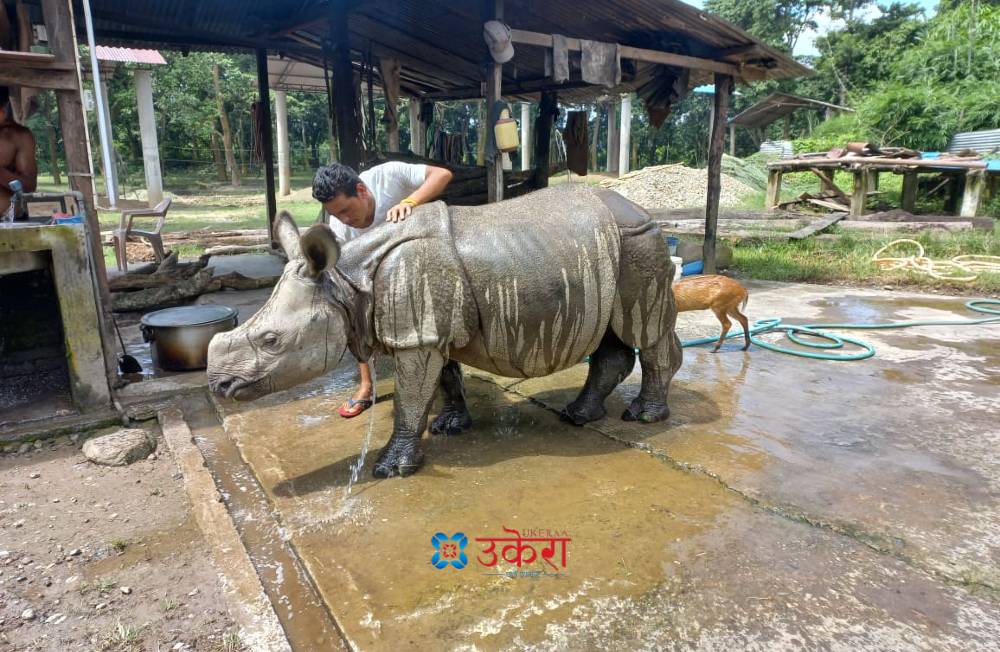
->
947 129 1000 154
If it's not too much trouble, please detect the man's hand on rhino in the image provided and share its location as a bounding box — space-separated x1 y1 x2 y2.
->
386 201 414 223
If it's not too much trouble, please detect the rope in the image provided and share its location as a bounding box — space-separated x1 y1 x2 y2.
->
872 239 1000 282
679 299 1000 361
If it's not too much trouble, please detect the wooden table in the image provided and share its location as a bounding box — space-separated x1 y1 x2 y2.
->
766 156 997 218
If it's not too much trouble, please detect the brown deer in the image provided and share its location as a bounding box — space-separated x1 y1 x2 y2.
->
673 275 750 352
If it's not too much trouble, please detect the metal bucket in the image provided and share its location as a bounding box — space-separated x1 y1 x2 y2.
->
140 305 238 371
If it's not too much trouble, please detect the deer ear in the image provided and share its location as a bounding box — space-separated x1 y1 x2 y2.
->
299 224 340 278
274 211 301 260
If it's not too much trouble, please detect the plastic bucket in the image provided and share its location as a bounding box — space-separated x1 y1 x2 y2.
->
681 260 704 276
664 235 679 256
670 256 683 281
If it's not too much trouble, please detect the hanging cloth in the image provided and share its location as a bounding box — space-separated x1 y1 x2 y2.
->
580 40 621 88
562 111 589 176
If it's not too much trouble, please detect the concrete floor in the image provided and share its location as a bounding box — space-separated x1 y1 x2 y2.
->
206 281 998 650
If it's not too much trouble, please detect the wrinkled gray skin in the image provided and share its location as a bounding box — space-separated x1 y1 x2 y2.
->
208 184 682 478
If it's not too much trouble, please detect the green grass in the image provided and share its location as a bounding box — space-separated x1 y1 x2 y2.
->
43 167 997 294
727 223 1000 294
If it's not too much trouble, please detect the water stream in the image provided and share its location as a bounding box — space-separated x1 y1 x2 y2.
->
345 354 378 498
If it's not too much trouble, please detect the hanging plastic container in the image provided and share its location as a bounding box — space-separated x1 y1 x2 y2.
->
494 108 520 153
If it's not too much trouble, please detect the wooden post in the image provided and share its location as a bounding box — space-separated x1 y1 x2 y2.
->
703 74 732 275
959 170 985 217
944 175 963 214
42 0 97 216
41 0 115 397
520 102 531 171
729 124 735 156
379 57 401 153
782 114 791 140
531 91 557 189
901 171 918 212
483 0 504 203
867 169 879 191
850 169 869 217
275 89 291 196
618 93 632 175
476 101 486 166
255 49 277 242
765 169 782 209
606 101 619 174
329 1 363 169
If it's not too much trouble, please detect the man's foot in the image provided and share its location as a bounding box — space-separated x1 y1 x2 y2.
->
339 385 373 418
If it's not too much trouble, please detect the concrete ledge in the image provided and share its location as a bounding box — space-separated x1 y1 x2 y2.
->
0 408 120 444
158 407 292 652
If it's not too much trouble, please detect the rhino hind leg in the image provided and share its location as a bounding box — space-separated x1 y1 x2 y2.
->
561 330 636 426
430 360 473 436
374 348 444 478
622 332 682 423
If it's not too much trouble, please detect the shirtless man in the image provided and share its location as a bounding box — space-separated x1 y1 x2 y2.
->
0 86 38 219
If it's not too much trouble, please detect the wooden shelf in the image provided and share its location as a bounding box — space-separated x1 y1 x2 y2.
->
0 50 72 69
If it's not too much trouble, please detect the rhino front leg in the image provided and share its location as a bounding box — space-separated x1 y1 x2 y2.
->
374 348 444 479
430 360 473 436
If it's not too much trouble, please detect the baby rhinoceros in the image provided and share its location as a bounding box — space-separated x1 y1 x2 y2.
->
207 184 683 478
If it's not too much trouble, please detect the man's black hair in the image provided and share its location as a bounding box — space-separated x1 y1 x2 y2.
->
312 163 362 202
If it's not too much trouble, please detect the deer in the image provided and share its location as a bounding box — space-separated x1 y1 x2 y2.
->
673 275 750 352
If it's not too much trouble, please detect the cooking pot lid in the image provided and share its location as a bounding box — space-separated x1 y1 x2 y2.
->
141 305 238 328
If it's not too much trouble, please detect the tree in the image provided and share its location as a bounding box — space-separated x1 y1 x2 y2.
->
812 2 925 105
213 63 240 186
705 0 825 52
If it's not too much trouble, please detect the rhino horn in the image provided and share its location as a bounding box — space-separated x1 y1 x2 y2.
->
274 211 302 260
300 224 341 278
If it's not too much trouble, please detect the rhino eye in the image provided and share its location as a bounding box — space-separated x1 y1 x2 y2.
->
261 332 280 348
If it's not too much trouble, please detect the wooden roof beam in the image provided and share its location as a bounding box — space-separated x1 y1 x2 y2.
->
509 28 741 77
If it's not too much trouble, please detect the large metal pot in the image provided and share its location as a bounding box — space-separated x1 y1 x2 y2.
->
140 305 238 371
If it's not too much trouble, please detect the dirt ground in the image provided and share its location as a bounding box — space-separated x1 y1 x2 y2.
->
0 426 245 652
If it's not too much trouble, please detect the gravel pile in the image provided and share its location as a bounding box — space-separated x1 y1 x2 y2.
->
599 164 756 209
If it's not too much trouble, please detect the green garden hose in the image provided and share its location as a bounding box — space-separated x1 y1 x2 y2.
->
680 298 1000 361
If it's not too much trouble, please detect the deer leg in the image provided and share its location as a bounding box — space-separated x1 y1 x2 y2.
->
729 304 751 351
712 306 731 352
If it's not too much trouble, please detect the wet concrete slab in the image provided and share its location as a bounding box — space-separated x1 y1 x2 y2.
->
503 282 1000 593
213 281 1000 650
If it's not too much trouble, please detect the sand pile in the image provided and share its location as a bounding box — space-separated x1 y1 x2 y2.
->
599 164 755 209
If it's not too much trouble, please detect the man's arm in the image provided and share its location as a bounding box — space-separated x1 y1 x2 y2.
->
0 129 38 193
386 165 453 223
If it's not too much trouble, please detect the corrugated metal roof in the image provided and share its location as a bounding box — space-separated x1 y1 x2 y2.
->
730 92 852 128
86 0 812 99
947 129 1000 154
94 46 167 65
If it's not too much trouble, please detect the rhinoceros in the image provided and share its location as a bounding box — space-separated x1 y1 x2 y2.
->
207 184 682 478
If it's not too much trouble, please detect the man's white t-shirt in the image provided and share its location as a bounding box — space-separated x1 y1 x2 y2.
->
328 161 427 242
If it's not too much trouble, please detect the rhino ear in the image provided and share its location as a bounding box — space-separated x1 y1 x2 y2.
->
274 211 302 260
299 224 340 278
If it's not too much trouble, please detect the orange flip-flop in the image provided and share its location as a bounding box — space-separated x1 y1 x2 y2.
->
338 397 373 418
